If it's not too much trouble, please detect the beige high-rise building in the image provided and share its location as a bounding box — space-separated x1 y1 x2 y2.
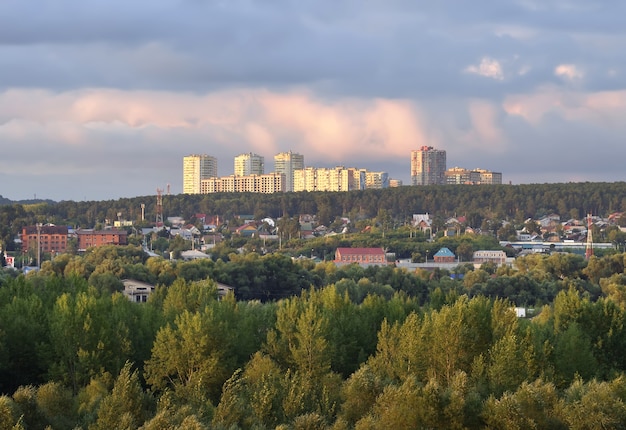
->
294 166 370 192
445 167 481 184
445 167 502 185
183 154 218 194
234 153 264 176
476 168 502 185
411 146 447 185
274 151 304 192
365 171 389 189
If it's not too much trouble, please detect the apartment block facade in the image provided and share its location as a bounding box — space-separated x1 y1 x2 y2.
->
445 167 482 184
334 247 388 265
234 153 264 176
445 167 502 185
411 146 447 185
183 154 218 194
21 225 69 254
365 171 389 189
293 166 366 192
76 229 128 251
274 151 304 192
476 169 502 185
201 173 284 193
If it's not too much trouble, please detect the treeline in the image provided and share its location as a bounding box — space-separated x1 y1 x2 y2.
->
3 249 626 427
3 182 626 245
9 243 615 305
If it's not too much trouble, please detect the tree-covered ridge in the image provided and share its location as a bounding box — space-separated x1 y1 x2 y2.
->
3 248 626 428
4 181 626 231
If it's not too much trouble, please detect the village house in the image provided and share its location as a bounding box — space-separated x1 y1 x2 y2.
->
433 247 456 263
473 250 507 265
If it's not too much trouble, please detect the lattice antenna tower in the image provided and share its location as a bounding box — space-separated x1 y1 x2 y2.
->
585 213 593 259
156 188 164 226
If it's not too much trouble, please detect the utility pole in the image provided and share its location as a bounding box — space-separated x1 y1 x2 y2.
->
585 214 594 259
36 223 42 269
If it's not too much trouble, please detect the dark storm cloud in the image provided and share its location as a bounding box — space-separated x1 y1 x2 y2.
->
5 0 616 95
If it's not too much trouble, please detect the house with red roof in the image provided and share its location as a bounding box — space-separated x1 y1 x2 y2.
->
235 224 258 237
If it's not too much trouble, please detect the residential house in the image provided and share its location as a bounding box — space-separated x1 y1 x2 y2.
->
180 249 211 260
473 250 507 265
235 224 259 237
216 282 234 299
299 214 315 224
299 222 315 239
201 233 223 250
122 279 155 303
167 217 186 227
412 213 432 238
433 247 456 263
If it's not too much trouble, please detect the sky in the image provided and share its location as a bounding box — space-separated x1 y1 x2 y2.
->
1 0 625 202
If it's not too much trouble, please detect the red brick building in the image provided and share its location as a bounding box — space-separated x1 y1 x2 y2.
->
433 247 456 263
334 247 388 265
76 229 128 251
21 225 68 254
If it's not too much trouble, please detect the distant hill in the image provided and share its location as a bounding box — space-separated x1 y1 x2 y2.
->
0 195 56 206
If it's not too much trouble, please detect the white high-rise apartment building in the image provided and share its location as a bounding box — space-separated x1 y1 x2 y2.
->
183 154 218 194
274 151 304 192
411 146 447 186
234 152 264 176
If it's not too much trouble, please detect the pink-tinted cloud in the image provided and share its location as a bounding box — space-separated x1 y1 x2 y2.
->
503 86 626 126
0 87 433 166
464 57 504 80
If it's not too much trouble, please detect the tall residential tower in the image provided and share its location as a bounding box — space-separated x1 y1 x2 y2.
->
183 154 218 194
234 152 264 176
274 151 304 192
410 146 447 186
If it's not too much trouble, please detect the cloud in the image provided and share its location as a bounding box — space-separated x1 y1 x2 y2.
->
2 1 626 200
0 88 432 179
465 57 505 81
555 64 583 81
503 86 626 126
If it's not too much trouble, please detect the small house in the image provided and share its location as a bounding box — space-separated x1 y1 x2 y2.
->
433 247 455 263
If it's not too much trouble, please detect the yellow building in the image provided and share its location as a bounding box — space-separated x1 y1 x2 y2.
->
234 152 264 176
183 154 218 194
274 151 304 192
201 173 284 193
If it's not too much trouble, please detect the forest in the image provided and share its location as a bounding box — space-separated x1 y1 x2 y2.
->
3 242 626 428
3 183 626 428
3 181 626 253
